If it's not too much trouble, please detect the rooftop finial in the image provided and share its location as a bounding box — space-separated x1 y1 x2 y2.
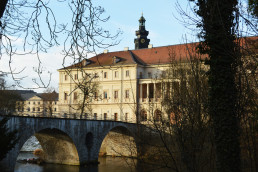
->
141 12 143 16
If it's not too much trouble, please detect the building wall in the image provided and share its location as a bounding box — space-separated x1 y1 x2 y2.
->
58 63 173 123
58 65 139 122
15 96 59 117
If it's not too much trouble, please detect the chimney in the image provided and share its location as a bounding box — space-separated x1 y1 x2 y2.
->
124 47 129 51
103 49 109 53
148 44 153 48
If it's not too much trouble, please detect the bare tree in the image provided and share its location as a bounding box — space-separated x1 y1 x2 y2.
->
0 0 121 89
40 87 58 117
237 37 258 172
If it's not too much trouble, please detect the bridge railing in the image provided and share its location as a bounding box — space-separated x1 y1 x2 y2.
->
0 113 135 123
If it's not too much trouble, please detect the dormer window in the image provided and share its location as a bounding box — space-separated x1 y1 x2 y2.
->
83 59 91 66
113 56 120 64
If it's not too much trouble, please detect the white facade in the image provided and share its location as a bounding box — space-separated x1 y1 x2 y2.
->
57 49 178 123
15 94 59 117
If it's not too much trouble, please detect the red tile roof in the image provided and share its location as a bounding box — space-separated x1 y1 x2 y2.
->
131 42 205 65
60 36 257 69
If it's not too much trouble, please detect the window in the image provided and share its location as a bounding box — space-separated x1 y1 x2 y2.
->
64 92 68 100
94 92 98 99
139 72 143 78
104 72 107 78
55 102 57 105
33 102 35 105
114 90 118 99
54 108 57 112
94 113 97 120
33 108 35 112
28 102 30 104
27 108 30 112
65 75 68 81
125 90 129 99
38 102 40 105
74 74 78 80
114 113 118 121
126 70 130 77
114 71 118 78
148 72 152 78
94 73 98 78
74 92 77 100
140 110 147 122
103 91 108 99
154 110 162 122
125 113 128 122
104 113 107 120
38 107 40 111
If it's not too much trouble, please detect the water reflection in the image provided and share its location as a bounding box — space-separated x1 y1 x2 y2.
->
14 152 136 172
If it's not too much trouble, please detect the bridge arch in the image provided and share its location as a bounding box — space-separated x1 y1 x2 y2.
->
97 124 138 158
0 116 139 171
16 127 80 165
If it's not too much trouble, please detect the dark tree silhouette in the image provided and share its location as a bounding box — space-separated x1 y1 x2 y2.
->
189 0 242 171
0 117 18 161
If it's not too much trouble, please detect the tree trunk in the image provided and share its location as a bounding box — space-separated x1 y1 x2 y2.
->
0 0 8 19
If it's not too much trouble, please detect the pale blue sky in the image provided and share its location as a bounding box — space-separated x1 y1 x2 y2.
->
95 0 193 51
2 0 198 91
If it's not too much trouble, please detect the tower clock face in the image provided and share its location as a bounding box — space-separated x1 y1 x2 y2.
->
141 39 145 43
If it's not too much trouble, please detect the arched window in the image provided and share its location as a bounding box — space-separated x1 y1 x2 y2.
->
140 110 147 122
154 110 162 122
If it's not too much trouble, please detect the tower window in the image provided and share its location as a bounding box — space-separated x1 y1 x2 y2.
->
74 74 78 80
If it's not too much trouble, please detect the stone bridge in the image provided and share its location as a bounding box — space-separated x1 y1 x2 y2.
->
0 116 140 172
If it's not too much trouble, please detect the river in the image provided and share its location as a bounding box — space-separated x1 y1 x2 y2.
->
14 152 137 172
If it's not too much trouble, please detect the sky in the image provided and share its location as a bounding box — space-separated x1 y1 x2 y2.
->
1 0 197 93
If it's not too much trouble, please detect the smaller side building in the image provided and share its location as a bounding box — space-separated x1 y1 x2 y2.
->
14 90 59 117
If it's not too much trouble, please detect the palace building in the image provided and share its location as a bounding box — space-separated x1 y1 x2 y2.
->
57 15 205 123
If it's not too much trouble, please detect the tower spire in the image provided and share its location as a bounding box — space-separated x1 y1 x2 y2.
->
134 14 150 50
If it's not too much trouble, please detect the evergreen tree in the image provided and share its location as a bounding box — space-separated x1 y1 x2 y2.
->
0 117 18 161
189 0 241 171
